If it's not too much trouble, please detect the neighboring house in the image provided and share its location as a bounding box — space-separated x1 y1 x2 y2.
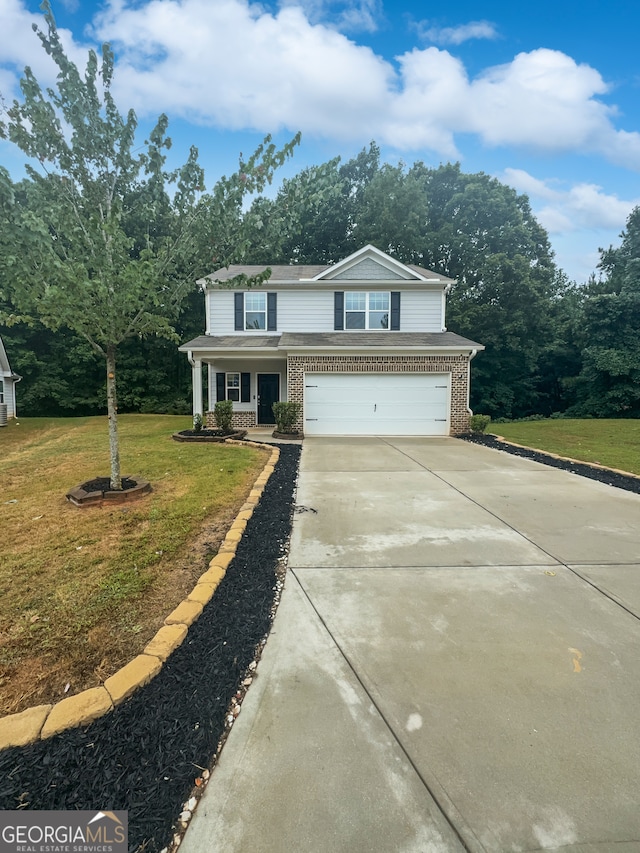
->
0 335 21 420
179 245 483 436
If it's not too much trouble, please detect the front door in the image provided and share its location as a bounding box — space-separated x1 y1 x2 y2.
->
257 374 279 424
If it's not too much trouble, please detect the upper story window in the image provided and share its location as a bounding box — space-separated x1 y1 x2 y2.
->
245 293 266 330
335 291 400 331
234 292 277 332
345 291 390 329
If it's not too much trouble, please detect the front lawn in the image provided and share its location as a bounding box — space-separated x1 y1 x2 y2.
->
0 415 268 716
492 419 640 476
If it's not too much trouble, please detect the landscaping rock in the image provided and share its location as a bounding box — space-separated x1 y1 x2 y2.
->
0 704 51 748
41 687 113 738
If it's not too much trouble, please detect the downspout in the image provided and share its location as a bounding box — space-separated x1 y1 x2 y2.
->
466 349 478 416
12 373 22 419
442 282 454 331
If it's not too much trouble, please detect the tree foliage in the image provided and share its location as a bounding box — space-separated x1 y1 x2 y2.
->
0 2 298 486
568 207 640 417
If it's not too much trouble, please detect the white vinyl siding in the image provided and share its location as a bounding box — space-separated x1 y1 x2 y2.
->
304 373 450 436
399 291 444 332
0 376 16 418
275 291 333 332
208 288 443 334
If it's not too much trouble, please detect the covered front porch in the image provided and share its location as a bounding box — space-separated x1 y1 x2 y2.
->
204 357 288 428
178 335 288 429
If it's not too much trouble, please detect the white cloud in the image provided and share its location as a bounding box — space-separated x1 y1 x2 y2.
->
415 19 498 46
279 0 382 33
503 167 639 233
1 0 640 173
91 0 393 138
0 0 101 101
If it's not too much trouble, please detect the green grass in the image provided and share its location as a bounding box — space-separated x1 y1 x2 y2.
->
492 419 640 476
0 415 268 714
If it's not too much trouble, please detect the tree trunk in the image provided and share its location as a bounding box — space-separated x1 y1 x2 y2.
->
106 346 122 491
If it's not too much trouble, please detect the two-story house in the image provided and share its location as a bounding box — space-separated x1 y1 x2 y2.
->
179 245 483 436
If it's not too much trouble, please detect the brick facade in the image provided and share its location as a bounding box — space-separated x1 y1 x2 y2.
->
205 410 257 429
286 354 471 435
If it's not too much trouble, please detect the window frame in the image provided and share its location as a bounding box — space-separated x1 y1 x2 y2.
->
0 379 4 404
244 292 267 331
226 372 240 402
344 291 390 330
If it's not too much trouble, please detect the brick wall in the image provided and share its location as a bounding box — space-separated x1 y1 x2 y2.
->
205 410 257 429
287 354 471 435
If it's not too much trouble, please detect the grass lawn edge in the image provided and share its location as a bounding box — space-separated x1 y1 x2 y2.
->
492 434 640 480
0 442 281 751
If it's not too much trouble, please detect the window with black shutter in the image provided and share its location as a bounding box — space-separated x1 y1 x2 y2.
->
390 292 401 330
216 372 226 402
334 292 344 330
241 372 251 402
267 293 277 331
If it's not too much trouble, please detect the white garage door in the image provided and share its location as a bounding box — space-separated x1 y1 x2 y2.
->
304 373 450 436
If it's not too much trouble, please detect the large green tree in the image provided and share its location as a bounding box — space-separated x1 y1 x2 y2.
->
0 2 298 487
569 207 640 416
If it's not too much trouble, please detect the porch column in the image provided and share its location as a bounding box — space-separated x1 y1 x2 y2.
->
190 353 203 417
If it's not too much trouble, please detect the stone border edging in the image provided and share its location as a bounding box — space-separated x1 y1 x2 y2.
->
66 476 152 507
492 434 640 481
0 442 280 751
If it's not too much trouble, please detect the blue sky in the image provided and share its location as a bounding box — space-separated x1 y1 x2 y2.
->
1 0 639 282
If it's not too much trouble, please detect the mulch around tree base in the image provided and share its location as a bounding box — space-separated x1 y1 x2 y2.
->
462 432 640 495
0 444 301 853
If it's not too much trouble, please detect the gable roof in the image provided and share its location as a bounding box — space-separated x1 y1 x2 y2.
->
198 245 454 288
0 335 12 374
310 245 448 283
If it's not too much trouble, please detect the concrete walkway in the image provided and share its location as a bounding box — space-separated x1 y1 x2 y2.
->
181 437 640 853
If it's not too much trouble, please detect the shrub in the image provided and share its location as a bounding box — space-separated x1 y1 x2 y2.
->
469 414 491 434
193 412 203 433
214 400 234 433
272 401 301 433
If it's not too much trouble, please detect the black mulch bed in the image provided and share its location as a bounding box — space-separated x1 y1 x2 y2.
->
463 432 640 495
81 476 138 492
175 429 238 437
0 444 301 853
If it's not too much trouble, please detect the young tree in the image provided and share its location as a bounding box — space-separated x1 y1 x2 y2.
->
0 2 298 488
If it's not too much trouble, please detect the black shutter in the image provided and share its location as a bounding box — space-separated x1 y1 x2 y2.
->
390 292 401 330
334 292 344 330
234 292 244 331
241 372 251 402
216 372 226 402
267 292 277 331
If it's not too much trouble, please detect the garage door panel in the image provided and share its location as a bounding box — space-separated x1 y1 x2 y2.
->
304 373 450 436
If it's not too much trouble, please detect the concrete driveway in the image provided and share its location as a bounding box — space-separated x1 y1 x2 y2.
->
182 437 640 853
